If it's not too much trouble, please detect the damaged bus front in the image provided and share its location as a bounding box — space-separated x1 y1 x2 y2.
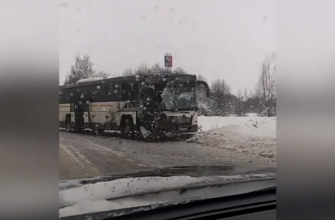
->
137 74 210 139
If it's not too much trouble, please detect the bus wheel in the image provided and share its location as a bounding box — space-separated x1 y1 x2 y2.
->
65 119 72 133
94 129 105 135
121 116 134 139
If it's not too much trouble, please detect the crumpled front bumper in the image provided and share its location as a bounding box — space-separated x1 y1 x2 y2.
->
156 114 197 131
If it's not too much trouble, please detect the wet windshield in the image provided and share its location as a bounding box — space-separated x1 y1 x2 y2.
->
59 0 276 218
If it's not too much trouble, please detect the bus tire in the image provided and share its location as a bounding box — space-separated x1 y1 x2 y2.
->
95 129 105 135
121 116 134 139
65 118 72 133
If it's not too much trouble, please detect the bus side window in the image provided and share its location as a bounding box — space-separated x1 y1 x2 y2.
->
79 86 90 103
93 83 108 102
60 95 68 104
87 85 98 102
121 82 135 101
59 95 63 104
107 82 121 101
60 90 71 104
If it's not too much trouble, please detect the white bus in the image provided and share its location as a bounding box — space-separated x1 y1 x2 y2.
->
59 73 210 140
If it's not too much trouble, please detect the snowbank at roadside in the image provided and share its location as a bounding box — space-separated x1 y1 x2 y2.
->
198 116 276 138
192 115 276 165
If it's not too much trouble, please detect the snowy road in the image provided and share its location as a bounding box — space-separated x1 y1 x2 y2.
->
59 125 276 180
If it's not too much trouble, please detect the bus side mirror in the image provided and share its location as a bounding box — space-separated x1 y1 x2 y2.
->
196 81 210 97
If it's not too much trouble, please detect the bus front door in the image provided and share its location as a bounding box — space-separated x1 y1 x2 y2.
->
70 97 85 129
75 98 86 128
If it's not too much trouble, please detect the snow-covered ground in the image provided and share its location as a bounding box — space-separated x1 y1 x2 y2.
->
59 114 276 182
193 115 276 164
198 115 276 137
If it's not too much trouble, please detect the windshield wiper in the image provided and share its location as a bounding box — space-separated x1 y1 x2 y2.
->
76 166 276 185
252 185 276 193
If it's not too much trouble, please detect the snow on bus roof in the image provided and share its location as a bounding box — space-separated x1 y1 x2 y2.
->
59 74 197 89
76 77 104 83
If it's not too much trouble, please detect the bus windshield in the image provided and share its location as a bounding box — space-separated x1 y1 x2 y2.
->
160 83 196 111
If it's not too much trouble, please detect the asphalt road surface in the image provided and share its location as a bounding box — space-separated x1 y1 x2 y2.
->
59 130 276 180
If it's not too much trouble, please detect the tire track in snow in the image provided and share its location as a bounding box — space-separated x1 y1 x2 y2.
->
81 138 131 159
60 143 100 176
67 143 100 175
60 143 85 168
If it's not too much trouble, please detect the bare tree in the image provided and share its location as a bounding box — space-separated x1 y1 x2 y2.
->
244 89 248 101
123 68 133 76
64 54 109 84
249 90 254 99
197 74 207 82
237 90 243 100
256 56 276 116
95 71 109 78
122 63 189 76
135 63 151 75
210 79 232 116
173 67 187 75
123 63 162 76
150 63 162 75
234 90 245 116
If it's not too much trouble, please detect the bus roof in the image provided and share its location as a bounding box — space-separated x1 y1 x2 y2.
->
59 73 196 90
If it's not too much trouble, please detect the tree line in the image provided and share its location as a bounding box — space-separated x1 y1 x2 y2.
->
63 54 276 117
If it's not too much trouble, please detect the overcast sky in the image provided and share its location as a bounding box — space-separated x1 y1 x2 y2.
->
59 0 275 94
